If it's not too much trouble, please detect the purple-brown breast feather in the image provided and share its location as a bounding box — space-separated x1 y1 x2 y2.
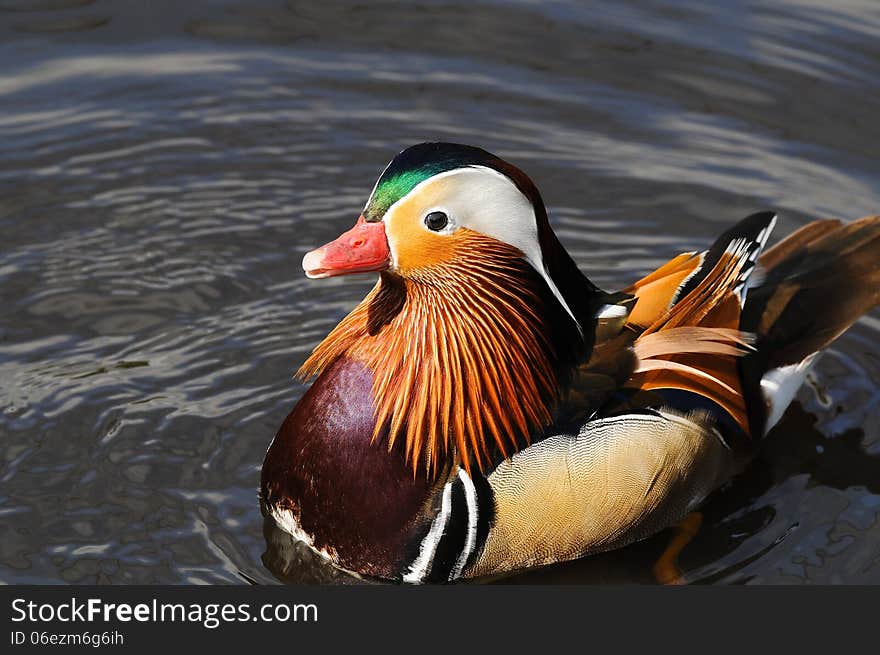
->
261 356 439 578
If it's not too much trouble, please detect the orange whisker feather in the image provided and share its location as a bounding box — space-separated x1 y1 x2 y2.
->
298 231 564 476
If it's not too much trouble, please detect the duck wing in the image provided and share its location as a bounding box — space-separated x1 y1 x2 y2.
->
461 212 779 579
561 211 776 439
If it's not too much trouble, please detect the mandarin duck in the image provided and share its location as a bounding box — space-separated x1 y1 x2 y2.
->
261 142 880 583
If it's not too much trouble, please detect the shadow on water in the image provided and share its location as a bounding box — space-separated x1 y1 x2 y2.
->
1 1 879 584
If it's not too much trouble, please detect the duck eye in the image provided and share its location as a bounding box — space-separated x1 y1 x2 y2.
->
424 211 449 232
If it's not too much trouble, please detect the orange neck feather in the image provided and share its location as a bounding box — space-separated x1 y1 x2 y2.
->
298 232 579 475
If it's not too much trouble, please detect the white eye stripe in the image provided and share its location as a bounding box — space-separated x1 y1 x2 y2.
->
382 166 580 330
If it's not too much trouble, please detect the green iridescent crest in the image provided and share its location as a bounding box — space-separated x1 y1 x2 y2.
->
362 143 510 221
364 168 441 221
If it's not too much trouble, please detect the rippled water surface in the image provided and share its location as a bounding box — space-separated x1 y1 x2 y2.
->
2 0 879 584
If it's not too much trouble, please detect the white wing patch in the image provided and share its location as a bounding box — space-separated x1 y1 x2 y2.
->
733 213 777 307
760 351 819 432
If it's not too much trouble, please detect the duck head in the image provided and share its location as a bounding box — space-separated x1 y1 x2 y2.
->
302 142 598 322
298 143 612 474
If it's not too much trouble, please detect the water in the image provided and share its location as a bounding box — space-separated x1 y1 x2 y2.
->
1 0 879 585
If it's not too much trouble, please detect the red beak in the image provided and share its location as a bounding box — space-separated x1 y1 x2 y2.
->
302 215 391 279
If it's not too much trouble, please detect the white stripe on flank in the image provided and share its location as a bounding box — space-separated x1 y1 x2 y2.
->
450 469 478 581
403 481 453 584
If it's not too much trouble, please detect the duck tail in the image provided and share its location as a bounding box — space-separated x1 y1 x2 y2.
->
741 215 880 435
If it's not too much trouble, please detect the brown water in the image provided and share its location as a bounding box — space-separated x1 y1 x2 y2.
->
1 0 879 585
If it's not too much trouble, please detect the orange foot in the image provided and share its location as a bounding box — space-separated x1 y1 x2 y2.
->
653 512 703 585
